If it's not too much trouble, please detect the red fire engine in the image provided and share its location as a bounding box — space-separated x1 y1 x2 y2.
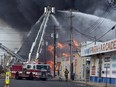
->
11 63 52 81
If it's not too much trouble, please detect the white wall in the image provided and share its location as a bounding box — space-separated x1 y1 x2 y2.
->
90 52 116 78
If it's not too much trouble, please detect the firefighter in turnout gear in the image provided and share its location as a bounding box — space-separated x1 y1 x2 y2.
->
64 68 69 81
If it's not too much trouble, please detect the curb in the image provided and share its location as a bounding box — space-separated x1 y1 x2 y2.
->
72 81 92 87
72 81 114 87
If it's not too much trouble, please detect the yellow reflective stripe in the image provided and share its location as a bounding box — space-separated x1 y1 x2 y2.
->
5 80 9 84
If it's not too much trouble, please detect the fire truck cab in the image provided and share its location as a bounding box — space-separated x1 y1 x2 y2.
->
11 63 51 81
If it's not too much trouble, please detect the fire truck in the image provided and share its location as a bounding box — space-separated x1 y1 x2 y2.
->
0 43 52 81
0 43 52 80
11 63 52 81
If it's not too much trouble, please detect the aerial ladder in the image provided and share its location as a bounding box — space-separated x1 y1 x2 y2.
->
28 6 55 62
0 43 25 66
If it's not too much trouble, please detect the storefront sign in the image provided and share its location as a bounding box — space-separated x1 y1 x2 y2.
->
81 39 116 56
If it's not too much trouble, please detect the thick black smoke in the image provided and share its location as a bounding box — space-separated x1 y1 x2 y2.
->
1 0 115 62
0 0 108 31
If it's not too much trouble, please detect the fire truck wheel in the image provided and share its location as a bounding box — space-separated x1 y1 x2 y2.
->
29 73 33 80
15 72 19 80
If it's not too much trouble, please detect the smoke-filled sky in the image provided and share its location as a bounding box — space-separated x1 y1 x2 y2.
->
0 0 116 60
0 0 115 30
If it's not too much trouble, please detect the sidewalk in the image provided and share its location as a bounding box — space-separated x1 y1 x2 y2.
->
52 77 116 87
73 80 115 87
51 77 115 87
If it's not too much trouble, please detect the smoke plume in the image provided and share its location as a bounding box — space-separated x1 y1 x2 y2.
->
0 0 114 31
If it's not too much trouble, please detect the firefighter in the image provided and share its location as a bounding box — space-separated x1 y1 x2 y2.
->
64 68 69 81
5 69 11 87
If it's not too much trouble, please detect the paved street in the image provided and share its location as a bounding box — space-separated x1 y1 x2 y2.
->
0 79 91 87
0 79 4 87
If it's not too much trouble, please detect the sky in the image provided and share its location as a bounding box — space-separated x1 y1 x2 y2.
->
0 19 23 50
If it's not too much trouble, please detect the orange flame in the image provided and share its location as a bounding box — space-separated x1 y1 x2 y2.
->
62 53 70 58
57 42 64 49
48 45 54 54
46 60 54 70
73 40 78 48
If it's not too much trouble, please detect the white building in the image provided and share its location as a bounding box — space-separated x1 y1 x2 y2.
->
80 41 102 81
81 39 116 84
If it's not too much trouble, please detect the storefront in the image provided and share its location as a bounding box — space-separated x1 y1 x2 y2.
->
56 53 81 80
81 39 116 84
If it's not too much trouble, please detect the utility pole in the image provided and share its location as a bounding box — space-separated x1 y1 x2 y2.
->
53 25 59 77
69 9 74 80
49 25 59 77
54 26 56 77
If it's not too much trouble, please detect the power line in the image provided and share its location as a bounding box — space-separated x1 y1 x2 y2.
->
82 24 116 46
85 4 111 34
58 4 111 39
107 0 116 10
97 24 116 40
73 28 94 40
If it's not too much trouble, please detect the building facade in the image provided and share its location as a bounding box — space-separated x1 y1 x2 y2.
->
56 53 82 80
81 39 116 84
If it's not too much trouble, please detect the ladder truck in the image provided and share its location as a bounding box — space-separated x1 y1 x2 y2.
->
0 43 52 80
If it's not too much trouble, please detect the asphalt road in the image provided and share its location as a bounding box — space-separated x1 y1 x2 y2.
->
0 79 91 87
